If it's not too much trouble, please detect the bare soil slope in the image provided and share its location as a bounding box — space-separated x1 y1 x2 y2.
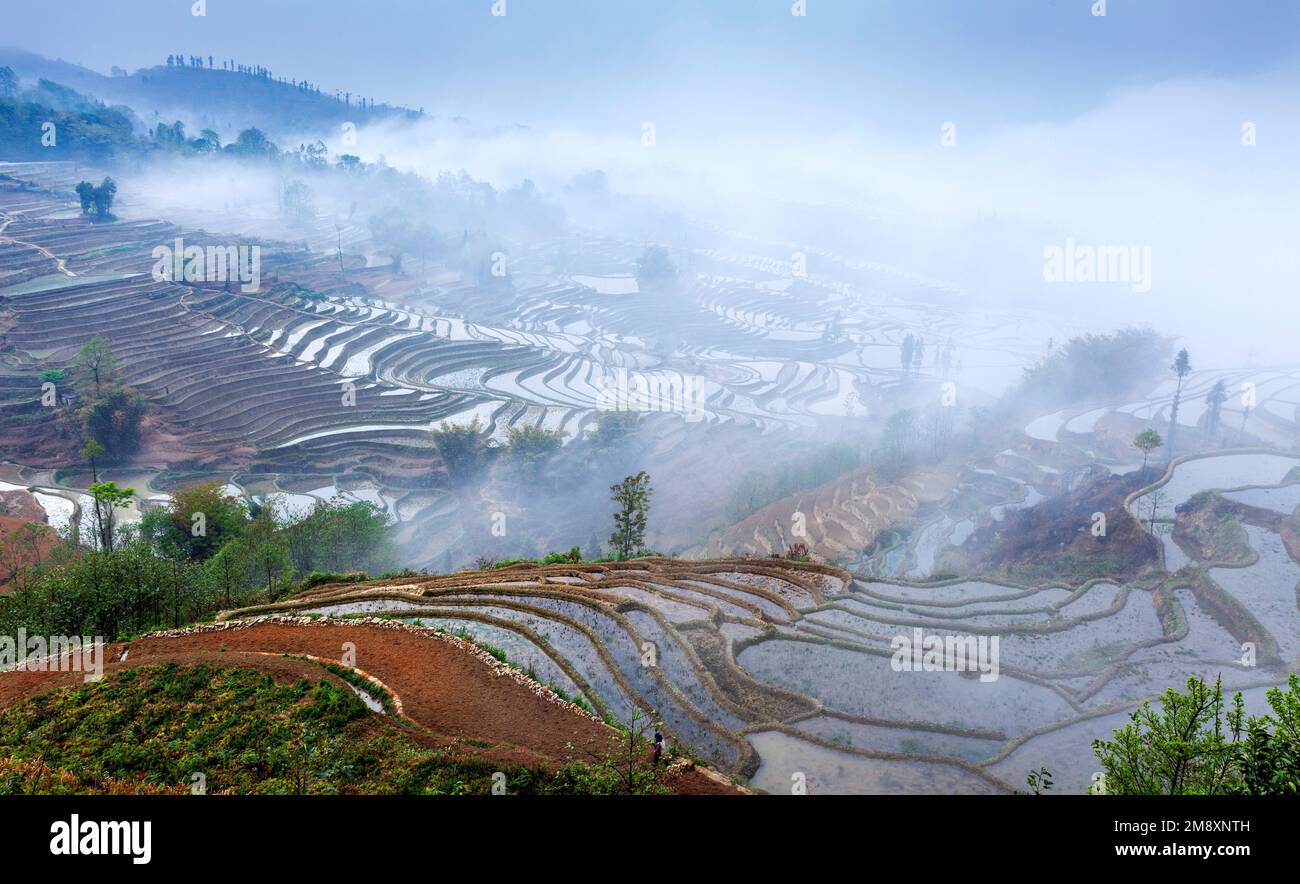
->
0 619 743 795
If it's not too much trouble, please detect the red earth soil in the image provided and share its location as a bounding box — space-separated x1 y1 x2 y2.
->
0 490 56 593
0 621 742 795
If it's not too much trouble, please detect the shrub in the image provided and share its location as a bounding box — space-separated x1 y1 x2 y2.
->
541 546 582 565
300 571 368 590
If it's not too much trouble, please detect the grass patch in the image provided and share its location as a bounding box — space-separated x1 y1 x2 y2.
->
0 664 671 794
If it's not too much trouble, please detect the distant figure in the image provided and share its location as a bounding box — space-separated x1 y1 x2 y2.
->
653 730 664 766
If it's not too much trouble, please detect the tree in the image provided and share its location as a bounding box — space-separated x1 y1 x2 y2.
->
609 471 652 560
1093 676 1242 795
1016 327 1172 407
1166 348 1192 458
576 706 669 795
634 246 678 293
281 178 316 226
226 127 277 158
878 409 918 481
1146 489 1166 535
923 404 954 461
900 334 915 374
80 439 104 483
153 121 186 147
1132 428 1163 471
431 418 492 486
165 480 248 560
1089 675 1300 795
245 510 291 602
1203 379 1227 446
0 66 17 100
298 140 328 169
504 425 565 482
280 497 394 575
72 335 119 397
74 181 95 215
74 177 116 219
80 387 148 456
87 481 134 553
205 540 250 609
195 128 221 152
69 336 147 457
618 708 663 794
590 410 641 456
1235 674 1300 795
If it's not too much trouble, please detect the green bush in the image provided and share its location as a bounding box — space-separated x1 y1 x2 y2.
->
300 570 368 590
541 546 582 565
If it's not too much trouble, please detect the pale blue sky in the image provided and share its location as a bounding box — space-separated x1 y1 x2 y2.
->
5 0 1298 134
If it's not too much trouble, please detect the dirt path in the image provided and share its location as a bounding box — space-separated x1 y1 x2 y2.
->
0 210 77 278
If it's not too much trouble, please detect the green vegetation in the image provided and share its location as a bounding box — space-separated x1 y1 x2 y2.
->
0 480 395 641
541 546 583 565
71 335 119 397
1132 428 1163 471
504 425 566 482
0 80 138 161
73 177 116 219
0 664 664 795
609 471 653 560
150 480 247 560
430 418 493 485
65 336 147 461
315 660 394 714
1092 675 1300 794
472 545 669 571
1025 767 1054 795
589 410 641 456
298 570 369 590
86 480 133 554
1016 327 1171 408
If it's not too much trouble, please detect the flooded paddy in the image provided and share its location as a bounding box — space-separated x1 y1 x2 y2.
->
748 730 1005 795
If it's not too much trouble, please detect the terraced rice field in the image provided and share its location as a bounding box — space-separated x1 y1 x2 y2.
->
1 161 1084 563
5 159 1300 793
219 507 1299 794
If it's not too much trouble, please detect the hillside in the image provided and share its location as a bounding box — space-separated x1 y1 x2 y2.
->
0 618 742 795
690 464 960 560
0 48 422 137
946 467 1163 585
